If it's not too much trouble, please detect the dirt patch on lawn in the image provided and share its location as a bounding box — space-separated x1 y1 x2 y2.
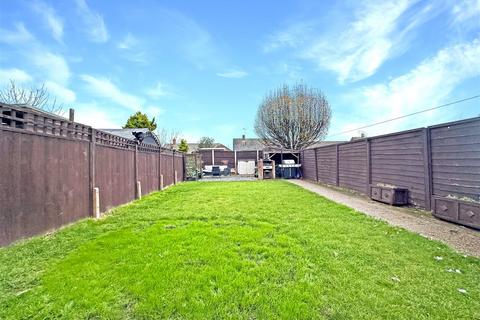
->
289 179 480 258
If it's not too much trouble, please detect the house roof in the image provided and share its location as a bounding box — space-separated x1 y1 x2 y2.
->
233 136 345 151
167 142 231 153
232 138 265 151
100 128 161 146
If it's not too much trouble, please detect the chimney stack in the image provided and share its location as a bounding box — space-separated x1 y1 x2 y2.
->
172 137 177 145
242 134 245 139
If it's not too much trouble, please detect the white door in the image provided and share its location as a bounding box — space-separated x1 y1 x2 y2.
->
238 160 256 175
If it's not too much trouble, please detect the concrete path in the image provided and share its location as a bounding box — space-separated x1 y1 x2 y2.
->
289 179 480 258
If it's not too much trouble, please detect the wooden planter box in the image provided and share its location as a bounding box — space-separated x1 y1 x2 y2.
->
370 185 408 205
433 196 480 230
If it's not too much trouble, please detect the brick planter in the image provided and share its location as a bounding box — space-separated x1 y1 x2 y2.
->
370 184 408 206
433 196 480 230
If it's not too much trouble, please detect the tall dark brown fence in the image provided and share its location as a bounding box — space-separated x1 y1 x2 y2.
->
300 117 480 228
0 104 185 246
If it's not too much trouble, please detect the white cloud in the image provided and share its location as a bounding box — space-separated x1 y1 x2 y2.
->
32 1 63 42
117 33 138 50
80 74 143 110
263 21 316 53
452 0 480 25
145 105 166 118
160 10 217 69
45 81 76 103
334 38 480 139
0 23 34 44
265 1 442 83
30 51 71 84
304 0 413 83
216 69 248 78
74 103 119 128
146 82 170 98
0 68 32 85
75 0 109 42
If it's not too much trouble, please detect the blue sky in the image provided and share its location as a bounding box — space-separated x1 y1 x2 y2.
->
1 0 479 147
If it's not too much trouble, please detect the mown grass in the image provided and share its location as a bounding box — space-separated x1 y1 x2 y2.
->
0 181 479 319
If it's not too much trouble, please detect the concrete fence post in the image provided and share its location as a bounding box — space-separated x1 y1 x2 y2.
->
92 187 100 218
160 174 164 190
423 127 433 211
174 171 178 184
136 181 142 199
335 144 340 186
366 139 371 196
89 129 96 217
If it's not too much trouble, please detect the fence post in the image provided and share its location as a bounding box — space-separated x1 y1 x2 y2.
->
234 150 237 174
314 148 319 182
136 181 142 199
92 187 100 218
171 150 175 185
158 149 162 190
335 144 340 186
366 139 371 196
211 149 215 165
182 153 186 182
134 144 139 198
89 128 96 217
423 128 432 211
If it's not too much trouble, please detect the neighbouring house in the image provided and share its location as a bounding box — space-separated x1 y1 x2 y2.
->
100 128 161 146
167 139 231 153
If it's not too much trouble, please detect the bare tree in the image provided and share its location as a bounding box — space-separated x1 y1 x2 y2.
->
156 128 181 148
0 80 64 115
254 83 331 150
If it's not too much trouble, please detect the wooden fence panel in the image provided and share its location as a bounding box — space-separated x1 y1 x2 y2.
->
0 131 90 246
301 149 316 181
174 155 184 182
431 119 480 202
236 150 258 161
338 141 368 193
199 150 212 166
95 145 135 213
370 129 426 207
161 151 174 187
316 145 337 186
138 151 159 195
213 150 235 166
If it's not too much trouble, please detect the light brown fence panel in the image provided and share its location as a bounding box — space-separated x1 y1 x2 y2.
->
316 145 337 186
138 151 160 195
0 131 90 246
95 145 135 212
370 129 426 207
338 141 368 193
431 119 480 201
301 149 317 181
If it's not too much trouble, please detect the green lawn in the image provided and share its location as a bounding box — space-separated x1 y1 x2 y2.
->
1 181 479 319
